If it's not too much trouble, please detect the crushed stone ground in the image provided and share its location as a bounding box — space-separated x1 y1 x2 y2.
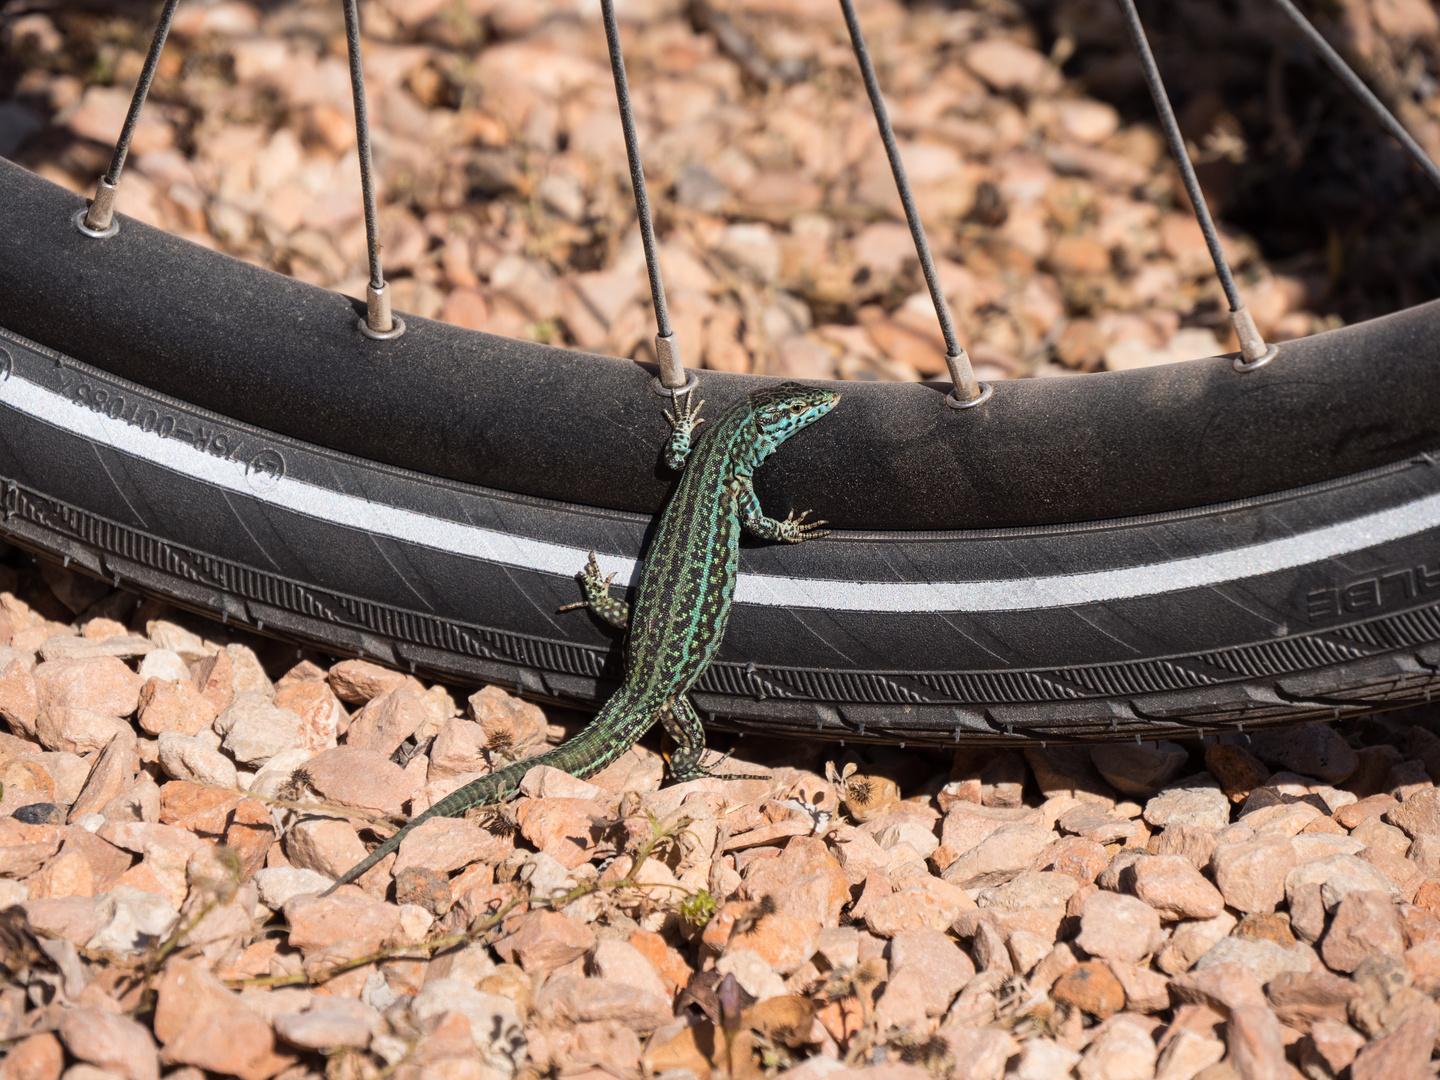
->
3 535 1440 1079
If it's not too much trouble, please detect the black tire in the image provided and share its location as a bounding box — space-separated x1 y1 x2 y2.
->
4 157 1440 745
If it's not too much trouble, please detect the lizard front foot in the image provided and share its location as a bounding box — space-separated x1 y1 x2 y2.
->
777 508 829 543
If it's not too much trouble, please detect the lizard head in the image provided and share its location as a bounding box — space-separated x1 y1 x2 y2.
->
748 382 841 451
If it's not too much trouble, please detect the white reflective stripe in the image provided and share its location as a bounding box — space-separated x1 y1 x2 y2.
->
737 493 1440 611
4 372 1438 614
0 372 624 578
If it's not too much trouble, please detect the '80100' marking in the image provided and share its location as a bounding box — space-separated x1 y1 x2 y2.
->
58 374 284 483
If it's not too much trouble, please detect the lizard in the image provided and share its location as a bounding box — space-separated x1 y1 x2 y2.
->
320 381 841 895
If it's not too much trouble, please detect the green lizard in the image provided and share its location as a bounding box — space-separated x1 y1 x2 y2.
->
320 382 840 895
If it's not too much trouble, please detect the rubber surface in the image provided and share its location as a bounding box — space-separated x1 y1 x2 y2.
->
5 159 1440 743
4 321 1440 743
3 156 1440 531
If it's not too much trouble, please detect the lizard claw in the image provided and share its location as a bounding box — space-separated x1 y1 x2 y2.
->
562 551 612 610
781 509 829 542
562 552 607 613
664 397 706 471
664 396 705 430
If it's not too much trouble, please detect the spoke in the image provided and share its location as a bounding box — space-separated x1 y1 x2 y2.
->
601 0 686 393
1267 0 1440 193
76 0 181 237
836 0 983 406
1115 0 1275 370
342 0 403 339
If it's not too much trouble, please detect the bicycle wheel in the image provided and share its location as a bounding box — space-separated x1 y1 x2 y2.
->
4 152 1440 745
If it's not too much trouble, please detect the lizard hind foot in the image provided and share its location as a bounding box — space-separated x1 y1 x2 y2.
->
701 770 771 781
668 746 769 784
577 552 611 594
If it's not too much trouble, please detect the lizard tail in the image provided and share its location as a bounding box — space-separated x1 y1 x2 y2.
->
317 757 534 896
317 698 646 897
316 720 629 896
316 816 417 897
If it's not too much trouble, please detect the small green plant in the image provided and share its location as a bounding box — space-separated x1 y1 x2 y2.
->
680 888 718 928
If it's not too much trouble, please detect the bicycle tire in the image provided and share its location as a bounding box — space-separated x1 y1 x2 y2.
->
4 157 1440 745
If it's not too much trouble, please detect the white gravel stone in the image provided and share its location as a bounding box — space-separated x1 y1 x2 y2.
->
1287 854 1401 911
517 850 582 900
1075 890 1164 963
0 879 29 906
214 692 301 765
85 885 179 955
1155 1029 1225 1080
1015 1038 1081 1080
715 948 789 1002
1078 1016 1157 1080
1143 774 1230 830
1193 936 1316 982
249 748 316 798
35 751 91 805
253 867 334 909
397 903 435 943
273 998 380 1049
1290 833 1365 860
224 643 274 698
1156 912 1238 975
136 649 192 685
157 731 238 787
145 620 213 662
942 822 1057 889
1212 837 1299 913
876 819 940 860
977 871 1079 911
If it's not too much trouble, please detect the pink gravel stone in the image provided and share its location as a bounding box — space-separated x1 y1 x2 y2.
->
58 1007 158 1080
1074 889 1163 963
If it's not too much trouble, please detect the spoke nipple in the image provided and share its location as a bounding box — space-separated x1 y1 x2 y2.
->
945 350 992 410
360 281 405 340
75 178 120 238
1231 307 1277 372
651 369 699 397
655 333 686 392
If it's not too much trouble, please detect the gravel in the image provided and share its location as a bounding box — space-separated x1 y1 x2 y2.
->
1 556 1439 1078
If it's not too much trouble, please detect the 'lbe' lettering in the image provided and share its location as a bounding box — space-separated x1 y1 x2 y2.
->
1307 563 1440 620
